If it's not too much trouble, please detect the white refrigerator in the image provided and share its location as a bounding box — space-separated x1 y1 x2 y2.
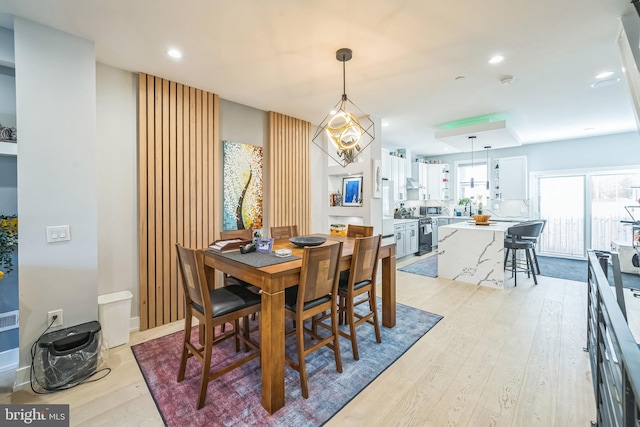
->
382 179 395 238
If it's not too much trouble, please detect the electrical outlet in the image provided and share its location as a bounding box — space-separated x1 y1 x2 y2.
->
47 309 63 327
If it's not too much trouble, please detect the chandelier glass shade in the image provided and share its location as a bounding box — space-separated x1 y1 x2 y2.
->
312 48 375 168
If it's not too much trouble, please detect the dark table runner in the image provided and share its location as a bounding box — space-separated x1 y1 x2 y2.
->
209 250 301 268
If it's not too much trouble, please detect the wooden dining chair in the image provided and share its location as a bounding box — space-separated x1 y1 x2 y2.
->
218 229 259 329
175 244 261 409
337 234 382 360
219 229 258 290
220 228 253 242
346 224 374 238
284 241 343 398
270 225 298 239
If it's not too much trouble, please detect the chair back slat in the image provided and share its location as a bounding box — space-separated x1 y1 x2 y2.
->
349 235 382 284
271 225 298 239
220 229 253 240
299 242 343 305
507 221 544 240
176 244 208 311
347 224 374 238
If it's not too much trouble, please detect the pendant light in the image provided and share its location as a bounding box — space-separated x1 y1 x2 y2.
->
312 48 375 168
484 145 491 190
469 136 476 188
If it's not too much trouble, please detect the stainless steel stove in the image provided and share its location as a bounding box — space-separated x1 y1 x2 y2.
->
416 216 433 255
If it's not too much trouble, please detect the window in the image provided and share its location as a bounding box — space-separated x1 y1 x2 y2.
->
457 161 489 201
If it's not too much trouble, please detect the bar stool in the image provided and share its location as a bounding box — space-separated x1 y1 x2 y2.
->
504 221 545 286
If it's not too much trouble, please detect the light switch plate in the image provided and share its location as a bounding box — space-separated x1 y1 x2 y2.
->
47 225 71 243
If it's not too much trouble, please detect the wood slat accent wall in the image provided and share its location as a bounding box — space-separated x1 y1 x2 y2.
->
138 73 219 330
268 112 311 234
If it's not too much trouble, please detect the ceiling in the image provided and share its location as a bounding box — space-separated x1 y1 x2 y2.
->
0 0 638 156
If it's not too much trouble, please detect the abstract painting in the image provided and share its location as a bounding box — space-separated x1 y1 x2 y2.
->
223 141 263 231
342 176 363 206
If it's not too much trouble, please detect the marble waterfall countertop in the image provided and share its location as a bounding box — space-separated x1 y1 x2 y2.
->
435 216 529 222
437 221 512 289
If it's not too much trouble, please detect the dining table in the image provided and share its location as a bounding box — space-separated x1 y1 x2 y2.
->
202 233 397 414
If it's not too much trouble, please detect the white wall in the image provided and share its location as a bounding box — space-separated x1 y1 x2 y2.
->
14 18 97 374
96 64 138 320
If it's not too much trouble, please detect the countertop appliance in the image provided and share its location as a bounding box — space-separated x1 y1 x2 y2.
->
421 206 442 216
417 217 433 255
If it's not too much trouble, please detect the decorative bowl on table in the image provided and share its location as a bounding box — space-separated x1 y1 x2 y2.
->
289 236 327 248
473 214 491 224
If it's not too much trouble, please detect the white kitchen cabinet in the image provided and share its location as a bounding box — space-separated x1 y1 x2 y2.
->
407 221 419 254
395 223 406 258
411 162 449 200
411 162 428 200
391 155 407 201
395 220 418 257
492 156 527 200
426 164 442 200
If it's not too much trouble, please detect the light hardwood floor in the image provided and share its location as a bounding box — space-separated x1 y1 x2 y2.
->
0 253 597 426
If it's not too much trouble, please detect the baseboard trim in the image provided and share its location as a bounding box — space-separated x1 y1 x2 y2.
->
130 316 140 333
14 365 29 391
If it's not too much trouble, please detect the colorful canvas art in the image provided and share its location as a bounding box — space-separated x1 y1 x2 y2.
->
223 141 263 231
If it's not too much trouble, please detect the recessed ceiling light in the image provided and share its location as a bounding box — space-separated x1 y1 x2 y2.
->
167 48 182 59
595 71 614 79
488 55 504 64
590 78 620 88
382 122 389 127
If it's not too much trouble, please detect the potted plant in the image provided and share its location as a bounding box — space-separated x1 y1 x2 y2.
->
477 195 484 214
458 198 472 216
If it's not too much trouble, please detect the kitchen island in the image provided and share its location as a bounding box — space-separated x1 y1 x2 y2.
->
438 221 512 289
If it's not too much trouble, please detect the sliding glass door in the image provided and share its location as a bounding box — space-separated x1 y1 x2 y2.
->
538 175 585 258
536 169 640 259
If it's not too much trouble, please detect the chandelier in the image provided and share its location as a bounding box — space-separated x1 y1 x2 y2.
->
312 48 375 167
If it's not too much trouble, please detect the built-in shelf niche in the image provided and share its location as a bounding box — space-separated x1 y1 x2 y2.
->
0 141 17 156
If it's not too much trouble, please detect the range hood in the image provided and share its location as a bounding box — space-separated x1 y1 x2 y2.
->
406 177 422 189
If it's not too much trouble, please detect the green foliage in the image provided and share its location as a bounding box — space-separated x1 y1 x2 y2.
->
0 215 18 279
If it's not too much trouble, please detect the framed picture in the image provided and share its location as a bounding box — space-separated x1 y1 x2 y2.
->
256 237 274 253
342 176 363 206
372 159 382 199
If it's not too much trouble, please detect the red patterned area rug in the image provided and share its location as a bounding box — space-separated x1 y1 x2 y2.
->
131 300 442 427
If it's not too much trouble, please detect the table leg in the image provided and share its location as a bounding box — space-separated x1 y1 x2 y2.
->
381 253 397 328
260 285 285 414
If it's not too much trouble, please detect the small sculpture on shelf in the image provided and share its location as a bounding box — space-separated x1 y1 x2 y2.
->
0 125 16 143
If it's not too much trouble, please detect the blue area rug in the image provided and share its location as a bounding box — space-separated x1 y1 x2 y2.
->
537 256 640 289
132 299 443 427
398 255 438 278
